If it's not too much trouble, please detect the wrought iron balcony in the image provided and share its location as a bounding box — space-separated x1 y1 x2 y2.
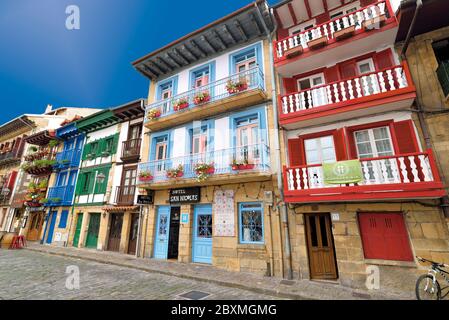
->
283 150 445 202
0 142 25 166
114 185 136 205
138 143 271 188
46 185 75 206
144 66 266 130
275 1 392 62
121 138 141 162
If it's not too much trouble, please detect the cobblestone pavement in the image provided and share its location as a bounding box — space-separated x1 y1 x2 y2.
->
0 249 282 300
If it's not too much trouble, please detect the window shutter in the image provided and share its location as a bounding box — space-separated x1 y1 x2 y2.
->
315 12 330 24
97 139 105 157
6 171 17 190
288 138 304 166
58 210 69 228
358 213 413 261
340 60 357 79
374 49 394 70
324 66 339 83
111 133 120 154
75 172 85 195
346 129 359 159
392 120 419 154
95 167 110 194
82 143 91 160
282 78 297 94
333 129 348 161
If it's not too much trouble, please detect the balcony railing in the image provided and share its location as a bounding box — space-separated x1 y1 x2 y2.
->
46 185 75 205
55 149 81 169
121 138 141 161
145 66 264 121
436 61 449 98
114 185 136 205
284 150 442 198
275 1 390 60
0 142 24 164
280 63 412 117
138 143 270 184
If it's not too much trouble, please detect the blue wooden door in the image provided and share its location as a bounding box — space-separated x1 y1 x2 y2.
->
154 206 170 259
46 211 58 244
192 204 213 264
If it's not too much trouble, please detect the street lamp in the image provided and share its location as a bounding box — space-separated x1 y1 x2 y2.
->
96 172 106 184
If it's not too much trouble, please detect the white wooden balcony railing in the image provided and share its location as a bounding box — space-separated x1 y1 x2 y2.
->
275 1 389 59
280 64 410 116
284 151 439 193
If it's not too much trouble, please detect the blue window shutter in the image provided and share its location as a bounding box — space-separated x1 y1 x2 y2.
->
58 210 69 228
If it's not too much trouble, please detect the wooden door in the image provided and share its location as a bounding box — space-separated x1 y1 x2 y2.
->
305 213 338 280
85 213 100 248
167 207 180 259
119 166 137 204
107 213 123 252
26 212 44 241
127 213 139 255
72 213 83 247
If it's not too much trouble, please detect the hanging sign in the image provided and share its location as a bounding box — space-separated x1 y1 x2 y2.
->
323 160 364 185
213 190 235 237
169 187 200 204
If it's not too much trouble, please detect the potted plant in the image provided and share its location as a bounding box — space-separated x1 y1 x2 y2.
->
194 162 215 182
147 108 162 121
28 146 38 153
27 182 37 193
38 179 48 192
166 164 184 179
226 79 248 94
230 159 255 170
50 197 61 203
193 92 211 105
173 97 189 111
39 198 49 205
48 139 60 148
138 171 154 182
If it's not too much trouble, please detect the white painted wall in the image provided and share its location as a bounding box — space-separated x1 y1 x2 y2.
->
172 128 187 158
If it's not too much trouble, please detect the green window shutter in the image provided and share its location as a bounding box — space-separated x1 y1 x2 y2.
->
94 166 110 194
111 133 119 154
82 143 91 160
75 173 83 195
88 170 96 194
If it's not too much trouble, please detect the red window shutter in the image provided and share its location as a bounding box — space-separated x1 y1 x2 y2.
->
339 61 357 80
324 66 339 83
288 138 304 166
283 78 297 94
315 12 330 25
333 129 348 161
374 49 394 70
359 213 413 261
6 171 17 190
346 129 358 159
360 0 376 6
277 28 289 40
392 120 419 154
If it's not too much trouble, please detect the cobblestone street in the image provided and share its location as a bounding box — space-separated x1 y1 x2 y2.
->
0 249 282 300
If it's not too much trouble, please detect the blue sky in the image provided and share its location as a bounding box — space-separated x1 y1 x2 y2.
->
0 0 272 121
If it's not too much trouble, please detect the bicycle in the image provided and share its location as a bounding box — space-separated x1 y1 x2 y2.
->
416 256 449 300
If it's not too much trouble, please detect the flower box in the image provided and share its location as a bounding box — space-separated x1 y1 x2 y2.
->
307 36 328 50
193 92 211 105
226 80 248 94
334 25 356 41
363 14 387 31
138 176 154 182
147 108 162 121
284 45 303 59
230 163 255 170
166 165 184 179
173 98 190 111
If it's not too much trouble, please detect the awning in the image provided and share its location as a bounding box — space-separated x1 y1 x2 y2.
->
102 205 139 212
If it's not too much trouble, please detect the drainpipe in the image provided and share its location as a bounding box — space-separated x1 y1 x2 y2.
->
400 0 449 218
255 2 293 280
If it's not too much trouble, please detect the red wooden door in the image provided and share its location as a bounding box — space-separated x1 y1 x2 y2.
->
358 213 413 261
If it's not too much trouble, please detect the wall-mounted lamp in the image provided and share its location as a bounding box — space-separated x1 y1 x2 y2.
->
96 172 106 184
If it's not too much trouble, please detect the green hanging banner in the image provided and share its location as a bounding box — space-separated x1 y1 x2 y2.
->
323 160 364 185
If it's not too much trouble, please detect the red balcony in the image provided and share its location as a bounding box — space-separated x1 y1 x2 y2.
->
279 62 416 129
283 150 445 203
274 0 398 76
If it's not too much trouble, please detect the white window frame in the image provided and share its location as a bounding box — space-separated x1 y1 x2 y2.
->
354 126 394 159
357 58 376 75
304 135 337 165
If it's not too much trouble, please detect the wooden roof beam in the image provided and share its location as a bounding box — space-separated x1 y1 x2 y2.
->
287 3 298 26
190 40 207 58
157 57 174 71
165 52 182 68
304 0 312 19
249 13 263 35
212 30 227 50
181 45 199 61
173 48 190 65
234 19 248 41
222 25 237 44
200 35 217 53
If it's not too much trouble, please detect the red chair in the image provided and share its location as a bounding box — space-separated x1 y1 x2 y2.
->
9 235 27 249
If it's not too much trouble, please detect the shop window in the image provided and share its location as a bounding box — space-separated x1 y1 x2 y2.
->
358 213 413 261
58 210 69 228
239 202 264 244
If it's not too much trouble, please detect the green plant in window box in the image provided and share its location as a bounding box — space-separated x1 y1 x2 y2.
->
37 179 48 191
39 198 49 204
28 146 38 153
194 162 215 182
48 139 60 148
50 197 61 203
166 164 184 179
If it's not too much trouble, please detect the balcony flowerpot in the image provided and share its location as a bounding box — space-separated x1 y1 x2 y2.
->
307 36 328 50
147 108 162 121
334 25 356 41
138 176 154 183
193 92 211 105
240 164 255 170
284 45 303 58
173 99 190 111
363 14 387 31
231 165 239 171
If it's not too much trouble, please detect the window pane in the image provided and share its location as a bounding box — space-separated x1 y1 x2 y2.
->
373 127 389 140
240 205 263 243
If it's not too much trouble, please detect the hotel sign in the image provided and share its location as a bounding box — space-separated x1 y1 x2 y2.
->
323 160 364 185
169 187 200 204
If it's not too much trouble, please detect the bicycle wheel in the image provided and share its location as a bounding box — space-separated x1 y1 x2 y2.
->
415 274 441 300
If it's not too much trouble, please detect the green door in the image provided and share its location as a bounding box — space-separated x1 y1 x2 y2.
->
85 213 101 248
72 213 83 247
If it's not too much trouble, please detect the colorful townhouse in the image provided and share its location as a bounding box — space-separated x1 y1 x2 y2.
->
132 2 284 275
272 0 449 291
